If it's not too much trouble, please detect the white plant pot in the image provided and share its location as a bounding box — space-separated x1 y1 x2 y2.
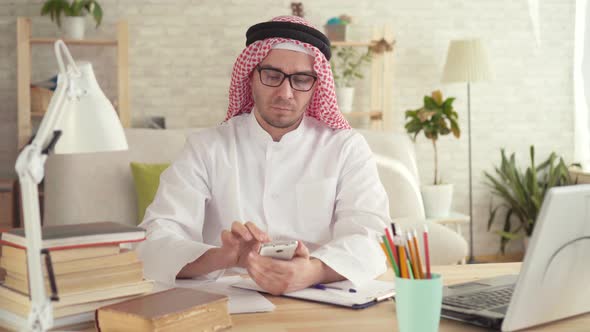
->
421 184 453 218
63 16 86 40
336 87 355 113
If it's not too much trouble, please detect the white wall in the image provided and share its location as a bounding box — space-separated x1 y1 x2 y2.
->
0 0 575 256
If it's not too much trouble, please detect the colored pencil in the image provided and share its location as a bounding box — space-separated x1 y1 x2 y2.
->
423 224 431 279
396 235 409 279
381 235 400 277
406 231 420 279
384 228 399 268
412 229 425 279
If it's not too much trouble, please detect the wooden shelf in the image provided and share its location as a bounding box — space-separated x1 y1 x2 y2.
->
344 111 383 117
30 37 118 46
331 41 376 47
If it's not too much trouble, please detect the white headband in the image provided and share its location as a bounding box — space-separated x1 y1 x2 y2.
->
271 42 314 56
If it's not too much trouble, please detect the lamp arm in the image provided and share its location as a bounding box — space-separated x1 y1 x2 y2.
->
13 83 69 332
12 39 78 332
13 80 68 332
13 173 52 331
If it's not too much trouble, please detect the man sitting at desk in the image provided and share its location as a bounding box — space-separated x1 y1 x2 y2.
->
136 16 390 295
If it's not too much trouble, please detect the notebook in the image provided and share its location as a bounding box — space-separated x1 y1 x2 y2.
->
0 221 145 250
232 278 395 309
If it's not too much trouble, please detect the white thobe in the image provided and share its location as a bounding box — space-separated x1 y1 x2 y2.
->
135 112 390 286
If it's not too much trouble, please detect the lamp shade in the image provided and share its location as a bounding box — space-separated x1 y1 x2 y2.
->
53 61 128 154
441 39 493 83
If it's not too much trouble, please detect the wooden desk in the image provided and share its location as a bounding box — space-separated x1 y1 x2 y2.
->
56 263 590 332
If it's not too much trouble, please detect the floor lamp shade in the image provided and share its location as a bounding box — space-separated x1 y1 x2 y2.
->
441 39 493 83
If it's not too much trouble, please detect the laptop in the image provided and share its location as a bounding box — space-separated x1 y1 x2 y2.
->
441 184 590 331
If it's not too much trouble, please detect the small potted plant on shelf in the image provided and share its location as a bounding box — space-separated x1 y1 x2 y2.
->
330 46 372 114
405 90 460 218
484 146 574 253
41 0 103 40
324 15 351 42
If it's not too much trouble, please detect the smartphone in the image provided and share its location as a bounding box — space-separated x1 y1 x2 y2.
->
258 240 299 260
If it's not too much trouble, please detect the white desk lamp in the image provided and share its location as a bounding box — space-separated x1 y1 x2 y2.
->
14 40 127 331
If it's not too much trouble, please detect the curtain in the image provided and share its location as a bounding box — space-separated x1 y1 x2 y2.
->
574 0 590 169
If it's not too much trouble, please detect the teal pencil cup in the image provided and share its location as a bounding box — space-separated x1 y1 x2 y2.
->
394 273 443 332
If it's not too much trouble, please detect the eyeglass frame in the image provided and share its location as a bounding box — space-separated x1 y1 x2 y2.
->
255 65 318 92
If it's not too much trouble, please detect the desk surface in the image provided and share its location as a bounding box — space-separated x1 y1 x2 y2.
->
62 263 590 331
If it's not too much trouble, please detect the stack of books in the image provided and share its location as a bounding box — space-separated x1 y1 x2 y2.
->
0 222 154 329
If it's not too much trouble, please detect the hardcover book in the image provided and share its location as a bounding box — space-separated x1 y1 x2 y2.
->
0 222 145 250
96 288 232 332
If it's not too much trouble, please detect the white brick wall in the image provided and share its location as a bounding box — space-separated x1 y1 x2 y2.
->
0 0 575 256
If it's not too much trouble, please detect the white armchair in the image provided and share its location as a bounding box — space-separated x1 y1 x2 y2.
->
44 128 467 265
358 130 468 265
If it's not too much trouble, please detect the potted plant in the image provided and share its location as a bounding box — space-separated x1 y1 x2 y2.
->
405 90 460 217
330 46 372 114
484 146 574 253
324 15 352 41
41 0 103 40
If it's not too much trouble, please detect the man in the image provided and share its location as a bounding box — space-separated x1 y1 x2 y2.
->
136 16 390 295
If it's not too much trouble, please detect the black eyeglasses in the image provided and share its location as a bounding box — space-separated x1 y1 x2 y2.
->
256 65 317 92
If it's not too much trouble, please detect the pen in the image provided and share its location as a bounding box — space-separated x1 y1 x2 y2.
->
312 284 357 293
390 222 397 236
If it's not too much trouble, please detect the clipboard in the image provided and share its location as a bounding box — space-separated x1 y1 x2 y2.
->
232 278 395 309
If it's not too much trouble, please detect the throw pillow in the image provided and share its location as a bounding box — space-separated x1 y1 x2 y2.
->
130 162 170 224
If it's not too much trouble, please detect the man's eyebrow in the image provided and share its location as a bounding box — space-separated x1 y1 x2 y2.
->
259 64 316 76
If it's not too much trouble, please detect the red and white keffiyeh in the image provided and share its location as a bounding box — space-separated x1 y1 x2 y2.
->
224 16 351 130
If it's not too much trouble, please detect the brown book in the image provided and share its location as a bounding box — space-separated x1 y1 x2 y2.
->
0 280 154 308
1 250 138 276
0 292 143 319
1 244 120 262
4 262 144 295
96 288 232 332
0 222 145 250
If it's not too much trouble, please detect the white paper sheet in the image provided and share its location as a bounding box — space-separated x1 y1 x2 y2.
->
170 276 275 314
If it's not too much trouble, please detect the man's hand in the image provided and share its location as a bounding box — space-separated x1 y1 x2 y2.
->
245 241 343 295
177 221 269 278
219 221 270 268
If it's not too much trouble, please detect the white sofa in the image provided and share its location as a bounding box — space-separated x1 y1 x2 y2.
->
44 128 467 265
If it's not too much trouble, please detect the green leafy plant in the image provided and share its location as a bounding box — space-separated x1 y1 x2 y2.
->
330 47 372 88
484 146 575 253
404 90 460 185
41 0 103 28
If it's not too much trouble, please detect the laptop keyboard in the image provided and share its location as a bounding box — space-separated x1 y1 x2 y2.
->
443 285 515 312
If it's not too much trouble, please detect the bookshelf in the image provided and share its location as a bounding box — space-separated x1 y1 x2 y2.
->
331 27 395 130
16 17 130 150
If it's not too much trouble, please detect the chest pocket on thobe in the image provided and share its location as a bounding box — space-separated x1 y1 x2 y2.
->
295 178 338 232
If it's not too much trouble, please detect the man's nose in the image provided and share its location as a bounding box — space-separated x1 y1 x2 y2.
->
275 78 294 99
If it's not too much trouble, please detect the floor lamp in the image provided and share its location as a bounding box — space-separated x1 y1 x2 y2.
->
441 39 493 263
